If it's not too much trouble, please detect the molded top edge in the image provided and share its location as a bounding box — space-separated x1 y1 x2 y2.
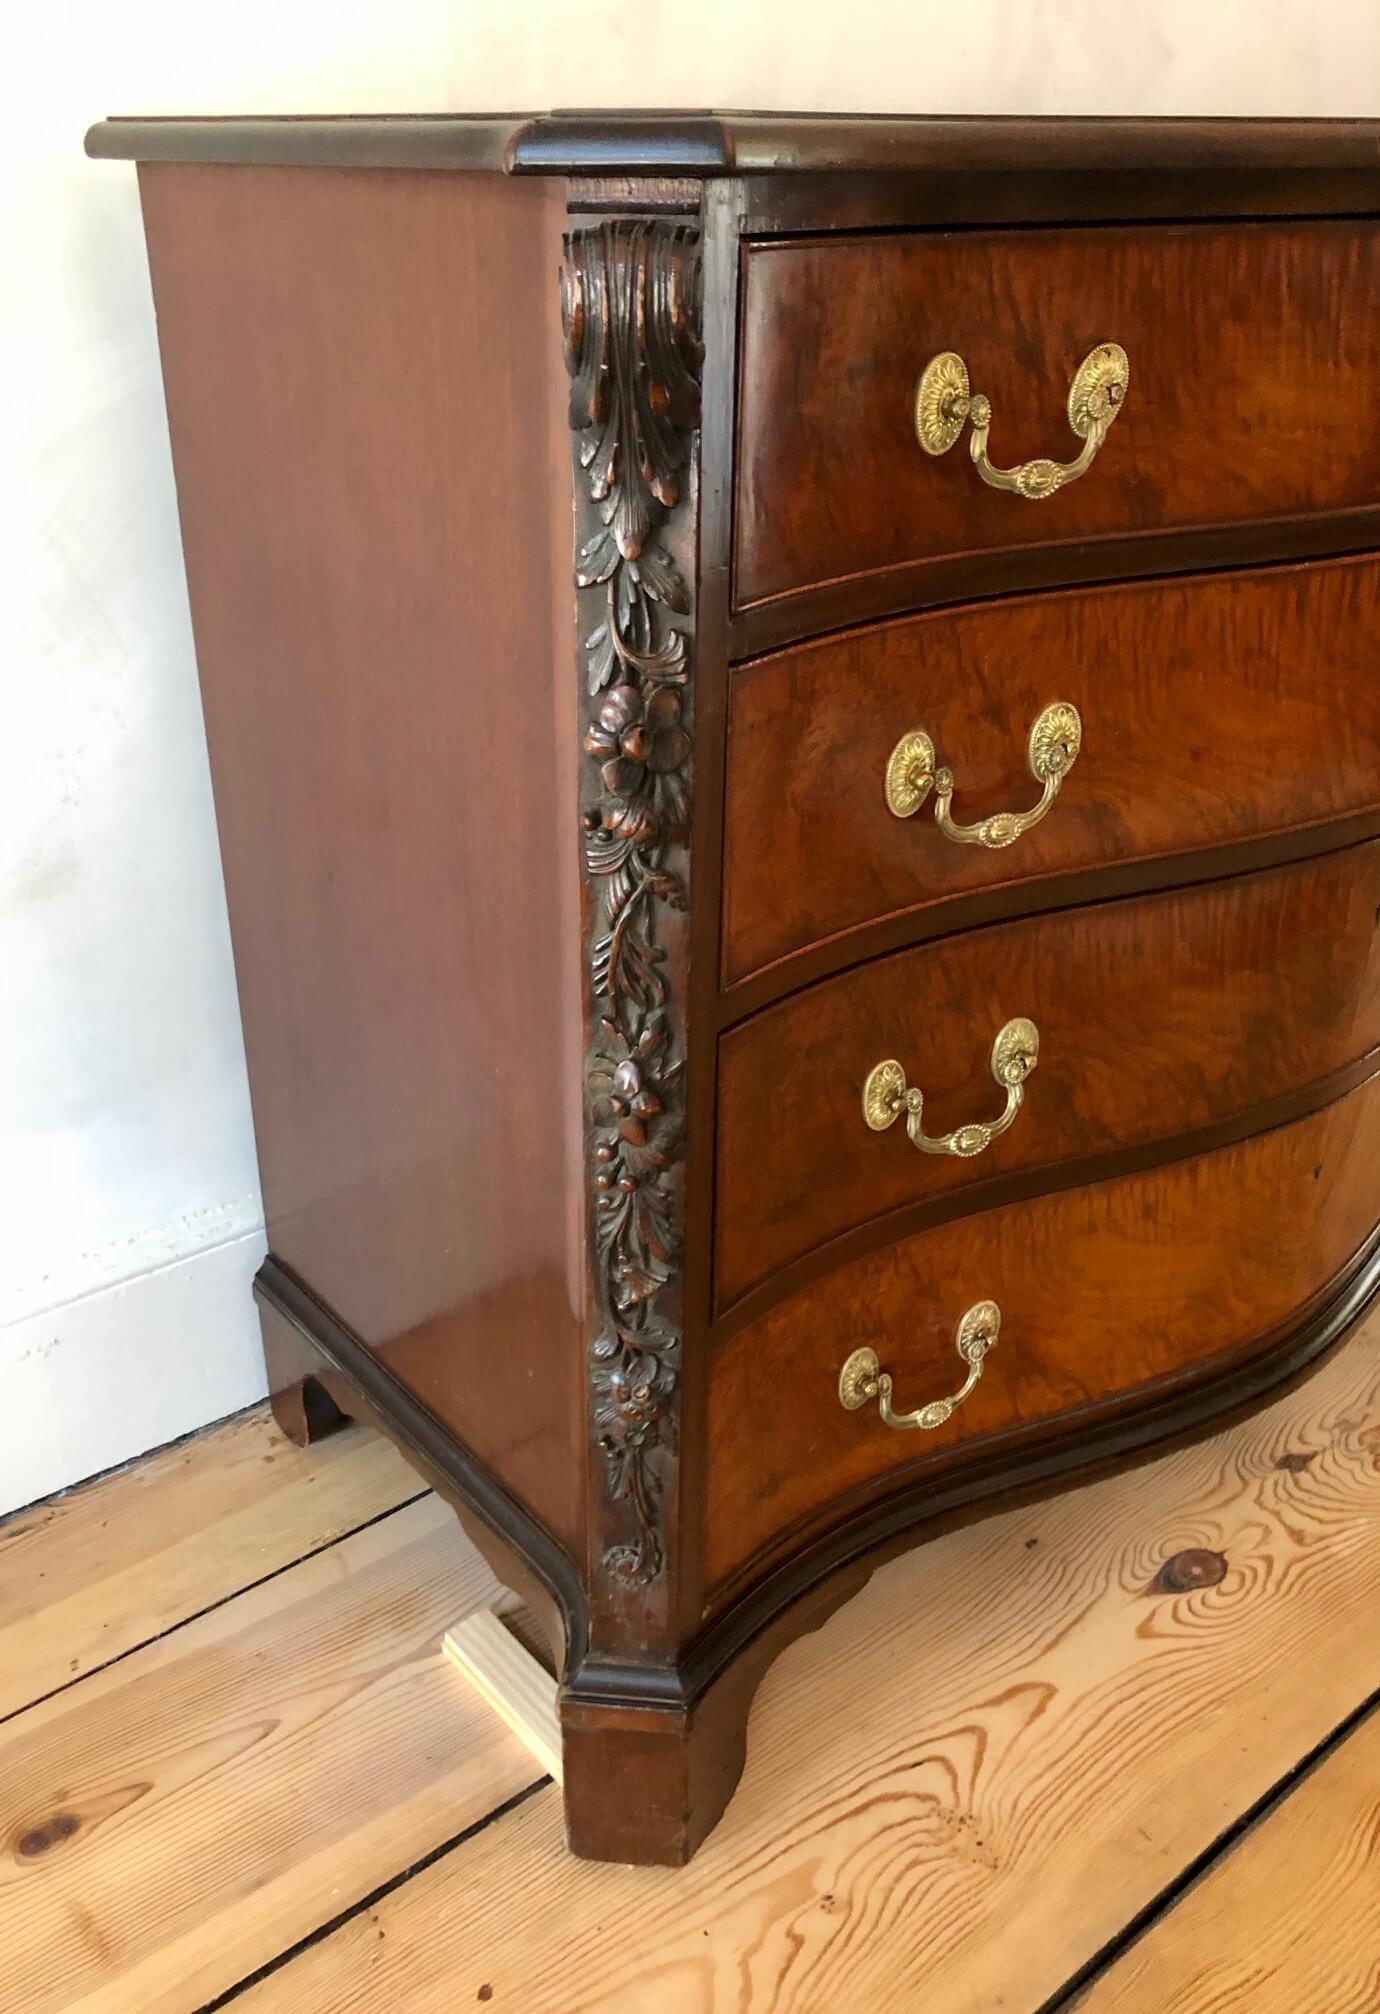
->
84 110 1380 178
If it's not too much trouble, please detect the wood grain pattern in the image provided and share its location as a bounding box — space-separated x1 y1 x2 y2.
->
716 843 1380 1308
0 1406 419 1724
137 163 586 1550
1081 1706 1380 2013
708 1076 1380 1589
735 222 1380 610
0 1495 539 2014
722 555 1380 990
228 1313 1380 2014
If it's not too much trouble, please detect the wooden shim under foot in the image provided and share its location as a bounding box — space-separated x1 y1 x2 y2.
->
443 1608 564 1783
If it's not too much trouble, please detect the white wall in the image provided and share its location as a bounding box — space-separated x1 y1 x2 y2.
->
4 0 1379 1516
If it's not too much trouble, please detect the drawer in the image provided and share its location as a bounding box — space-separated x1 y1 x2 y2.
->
735 220 1380 611
716 842 1380 1311
706 1073 1380 1593
722 555 1380 989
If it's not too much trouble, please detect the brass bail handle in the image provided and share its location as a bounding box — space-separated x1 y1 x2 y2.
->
838 1300 1001 1433
914 343 1129 500
862 1017 1039 1161
885 701 1083 850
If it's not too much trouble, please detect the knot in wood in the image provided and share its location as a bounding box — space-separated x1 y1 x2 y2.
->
1151 1547 1228 1593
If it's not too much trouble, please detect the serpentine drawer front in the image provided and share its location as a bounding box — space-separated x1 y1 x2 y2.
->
94 109 1380 1869
707 1078 1380 1594
715 842 1380 1312
735 220 1380 613
722 555 1380 988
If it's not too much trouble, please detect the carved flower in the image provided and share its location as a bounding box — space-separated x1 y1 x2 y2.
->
591 1349 673 1453
583 682 690 800
611 1053 661 1126
590 1013 670 1148
595 795 662 847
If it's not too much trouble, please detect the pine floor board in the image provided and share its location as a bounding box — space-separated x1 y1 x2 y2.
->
1079 1699 1380 2013
233 1316 1380 2014
0 1405 422 1722
0 1494 541 2014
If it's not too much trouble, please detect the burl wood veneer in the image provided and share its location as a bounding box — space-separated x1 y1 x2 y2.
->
717 843 1380 1311
735 221 1380 609
89 111 1380 1867
722 556 1380 990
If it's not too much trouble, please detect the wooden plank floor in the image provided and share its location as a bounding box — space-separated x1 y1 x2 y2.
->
1081 1705 1380 2013
3 1317 1378 2014
0 1407 423 1723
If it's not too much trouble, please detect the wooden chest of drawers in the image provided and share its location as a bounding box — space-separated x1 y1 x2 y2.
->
88 110 1380 1865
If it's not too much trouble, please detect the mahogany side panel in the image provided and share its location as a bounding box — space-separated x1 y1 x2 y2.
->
722 555 1380 992
706 1075 1380 1592
715 843 1380 1310
735 222 1380 611
138 163 587 1550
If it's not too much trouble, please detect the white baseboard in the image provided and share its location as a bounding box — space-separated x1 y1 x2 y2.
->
0 1226 270 1517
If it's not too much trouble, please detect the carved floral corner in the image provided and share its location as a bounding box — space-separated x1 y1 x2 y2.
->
562 219 703 1589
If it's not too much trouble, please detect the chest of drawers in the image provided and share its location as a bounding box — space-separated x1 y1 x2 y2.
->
88 110 1380 1865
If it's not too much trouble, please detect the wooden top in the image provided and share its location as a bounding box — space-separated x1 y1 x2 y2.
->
84 111 1380 178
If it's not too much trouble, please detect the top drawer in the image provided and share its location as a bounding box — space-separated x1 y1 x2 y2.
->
735 221 1380 611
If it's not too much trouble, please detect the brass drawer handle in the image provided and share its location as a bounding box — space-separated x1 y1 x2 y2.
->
885 701 1082 849
862 1017 1039 1160
915 343 1129 500
839 1300 1001 1432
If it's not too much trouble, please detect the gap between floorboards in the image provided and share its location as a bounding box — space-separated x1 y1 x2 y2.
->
1039 1681 1380 2014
